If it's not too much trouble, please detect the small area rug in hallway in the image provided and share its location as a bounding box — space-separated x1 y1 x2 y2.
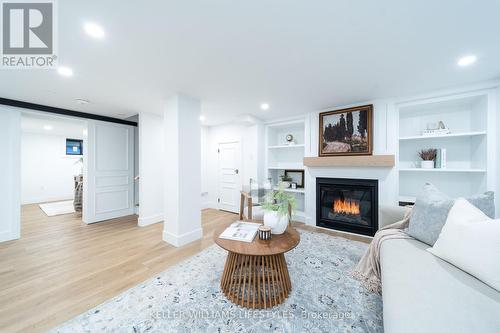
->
39 200 75 217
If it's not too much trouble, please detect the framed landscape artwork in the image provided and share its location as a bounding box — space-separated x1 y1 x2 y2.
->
319 104 373 156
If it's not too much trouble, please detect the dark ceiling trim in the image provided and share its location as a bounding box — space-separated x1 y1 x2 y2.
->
0 97 138 126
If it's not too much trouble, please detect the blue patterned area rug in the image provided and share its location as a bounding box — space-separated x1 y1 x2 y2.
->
52 230 382 333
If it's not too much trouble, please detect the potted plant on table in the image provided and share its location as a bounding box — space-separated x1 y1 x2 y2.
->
418 148 437 169
261 186 296 234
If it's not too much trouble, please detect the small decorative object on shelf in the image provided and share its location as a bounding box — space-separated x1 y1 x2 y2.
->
434 148 447 168
258 225 272 240
285 134 295 145
285 169 305 188
279 174 293 188
291 183 297 189
422 121 451 136
418 148 437 169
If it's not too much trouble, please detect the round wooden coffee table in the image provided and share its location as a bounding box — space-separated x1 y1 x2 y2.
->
214 224 300 309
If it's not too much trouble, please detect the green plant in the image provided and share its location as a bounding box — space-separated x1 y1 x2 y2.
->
261 185 296 217
279 174 292 182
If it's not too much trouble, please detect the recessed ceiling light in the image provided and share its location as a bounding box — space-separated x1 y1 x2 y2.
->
43 125 53 131
75 98 90 105
260 103 270 110
84 22 105 39
457 55 477 67
57 66 73 77
199 115 206 121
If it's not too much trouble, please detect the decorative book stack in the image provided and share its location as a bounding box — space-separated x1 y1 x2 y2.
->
435 148 447 168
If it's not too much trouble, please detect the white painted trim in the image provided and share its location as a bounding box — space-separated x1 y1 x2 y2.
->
138 213 163 227
163 227 203 247
202 201 218 210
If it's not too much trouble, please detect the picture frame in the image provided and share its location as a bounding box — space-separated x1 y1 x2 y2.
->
284 169 304 188
319 104 373 156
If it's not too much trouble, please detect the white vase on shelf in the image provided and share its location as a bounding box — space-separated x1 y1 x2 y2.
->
420 160 434 169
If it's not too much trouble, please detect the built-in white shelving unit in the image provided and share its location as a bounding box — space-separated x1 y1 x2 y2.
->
265 118 307 222
397 90 495 203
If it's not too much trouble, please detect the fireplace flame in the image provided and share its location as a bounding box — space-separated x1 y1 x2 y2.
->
333 198 360 215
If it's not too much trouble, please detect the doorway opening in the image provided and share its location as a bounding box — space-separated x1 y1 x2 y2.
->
21 111 88 223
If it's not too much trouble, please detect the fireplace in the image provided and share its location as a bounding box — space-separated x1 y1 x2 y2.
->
316 178 378 236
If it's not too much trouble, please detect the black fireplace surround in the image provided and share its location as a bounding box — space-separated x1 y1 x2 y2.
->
316 178 378 236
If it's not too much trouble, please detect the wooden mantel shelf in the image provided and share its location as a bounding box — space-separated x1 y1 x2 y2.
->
303 155 395 167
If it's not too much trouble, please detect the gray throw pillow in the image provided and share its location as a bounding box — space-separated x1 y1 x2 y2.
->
408 183 495 246
467 191 495 219
408 184 454 246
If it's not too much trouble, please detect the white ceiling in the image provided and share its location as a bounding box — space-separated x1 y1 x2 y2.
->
1 1 500 126
21 112 86 139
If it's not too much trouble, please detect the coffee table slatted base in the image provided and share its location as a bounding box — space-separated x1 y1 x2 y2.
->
220 252 291 309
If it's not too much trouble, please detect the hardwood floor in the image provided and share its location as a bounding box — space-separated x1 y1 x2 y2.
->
0 205 369 332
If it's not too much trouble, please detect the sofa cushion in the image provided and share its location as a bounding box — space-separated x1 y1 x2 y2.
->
408 183 495 246
408 183 454 245
381 238 500 333
428 199 500 292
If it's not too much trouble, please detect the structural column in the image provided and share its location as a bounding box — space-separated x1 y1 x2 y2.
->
163 94 203 246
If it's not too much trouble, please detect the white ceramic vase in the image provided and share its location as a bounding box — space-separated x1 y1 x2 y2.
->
421 160 434 169
263 211 289 235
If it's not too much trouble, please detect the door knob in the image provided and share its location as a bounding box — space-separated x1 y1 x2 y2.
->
235 169 239 174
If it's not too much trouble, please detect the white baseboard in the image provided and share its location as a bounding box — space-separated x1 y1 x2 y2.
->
0 230 20 243
138 213 163 227
202 202 218 210
163 227 203 247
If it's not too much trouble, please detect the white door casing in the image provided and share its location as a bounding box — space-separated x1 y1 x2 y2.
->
83 120 135 224
217 141 242 213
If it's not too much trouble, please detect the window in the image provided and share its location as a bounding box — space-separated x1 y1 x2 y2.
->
66 139 83 155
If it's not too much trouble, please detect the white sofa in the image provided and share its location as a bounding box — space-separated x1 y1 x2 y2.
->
379 206 500 333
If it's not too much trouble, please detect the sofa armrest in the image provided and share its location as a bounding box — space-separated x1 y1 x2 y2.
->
379 205 410 229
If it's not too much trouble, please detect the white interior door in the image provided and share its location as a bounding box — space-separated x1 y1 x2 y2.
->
218 141 242 213
83 120 135 224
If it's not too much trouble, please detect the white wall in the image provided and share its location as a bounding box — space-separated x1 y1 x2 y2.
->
204 122 265 208
0 108 21 242
125 115 140 210
163 94 202 246
21 132 83 204
138 112 165 226
201 126 210 208
497 86 500 217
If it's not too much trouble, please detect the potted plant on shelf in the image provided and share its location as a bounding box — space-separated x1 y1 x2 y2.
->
279 174 293 188
262 185 296 234
418 148 437 169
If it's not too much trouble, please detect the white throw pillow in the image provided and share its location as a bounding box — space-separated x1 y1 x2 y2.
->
427 198 500 291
